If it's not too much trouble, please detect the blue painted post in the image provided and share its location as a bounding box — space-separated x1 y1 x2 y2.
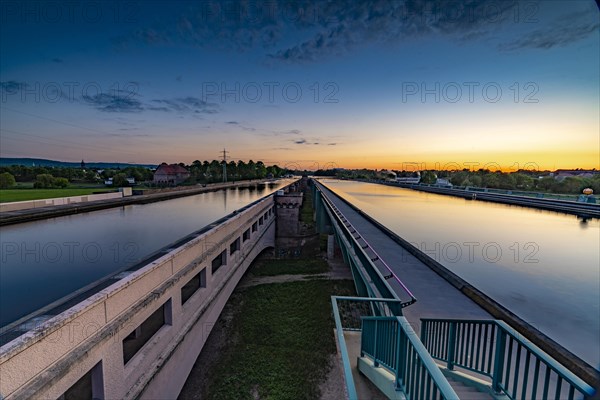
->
373 320 379 367
492 328 507 394
419 321 427 344
395 322 406 390
314 190 323 232
447 322 456 370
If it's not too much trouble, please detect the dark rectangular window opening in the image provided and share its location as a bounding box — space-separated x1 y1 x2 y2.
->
259 216 264 226
230 237 240 255
252 222 258 232
264 212 268 220
243 228 250 242
211 250 227 274
59 362 104 400
123 300 171 364
181 268 207 305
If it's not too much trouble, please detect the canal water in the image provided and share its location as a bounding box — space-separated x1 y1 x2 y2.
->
321 179 600 367
0 181 291 328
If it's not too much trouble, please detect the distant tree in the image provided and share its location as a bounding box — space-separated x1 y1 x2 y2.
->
469 174 482 187
101 169 116 179
0 172 16 189
556 177 584 194
420 170 437 184
588 175 600 194
34 174 56 188
255 161 267 179
227 160 237 181
54 177 69 188
128 168 143 182
112 173 129 187
513 173 534 190
247 160 256 179
536 176 555 192
85 170 98 182
449 171 469 186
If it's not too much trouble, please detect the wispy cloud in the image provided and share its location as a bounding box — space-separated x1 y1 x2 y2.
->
291 137 337 146
111 0 525 64
150 97 220 114
224 120 256 131
82 92 144 113
268 0 518 63
499 12 599 51
51 58 64 63
108 132 150 137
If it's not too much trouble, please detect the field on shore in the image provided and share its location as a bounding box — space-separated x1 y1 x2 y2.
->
0 188 114 203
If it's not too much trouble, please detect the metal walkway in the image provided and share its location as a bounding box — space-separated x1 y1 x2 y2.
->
317 181 491 332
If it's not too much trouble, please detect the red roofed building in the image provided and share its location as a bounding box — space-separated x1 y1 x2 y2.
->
153 163 190 185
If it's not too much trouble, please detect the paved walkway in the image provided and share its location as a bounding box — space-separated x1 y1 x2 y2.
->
318 183 491 334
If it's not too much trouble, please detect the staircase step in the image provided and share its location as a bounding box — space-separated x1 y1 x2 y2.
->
447 375 494 399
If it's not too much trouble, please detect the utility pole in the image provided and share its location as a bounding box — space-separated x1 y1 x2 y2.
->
220 148 229 182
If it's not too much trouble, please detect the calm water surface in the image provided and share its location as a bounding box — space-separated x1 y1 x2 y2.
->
322 179 600 367
0 182 291 327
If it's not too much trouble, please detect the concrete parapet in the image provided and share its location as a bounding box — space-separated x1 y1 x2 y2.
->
0 192 123 212
0 196 277 399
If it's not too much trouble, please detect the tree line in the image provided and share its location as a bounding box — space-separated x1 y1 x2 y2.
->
182 160 285 185
320 168 600 195
0 160 288 189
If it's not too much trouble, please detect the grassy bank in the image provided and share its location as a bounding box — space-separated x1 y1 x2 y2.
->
299 187 314 227
250 258 330 276
203 278 355 400
0 188 114 203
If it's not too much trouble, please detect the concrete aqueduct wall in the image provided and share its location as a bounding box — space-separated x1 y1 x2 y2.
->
0 191 126 212
0 195 277 399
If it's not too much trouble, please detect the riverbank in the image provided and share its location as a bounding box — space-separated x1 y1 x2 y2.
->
364 179 600 219
0 179 284 226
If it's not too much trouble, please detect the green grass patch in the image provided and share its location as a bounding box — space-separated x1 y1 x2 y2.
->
299 189 314 226
0 188 115 203
251 258 329 276
205 279 356 400
319 234 329 252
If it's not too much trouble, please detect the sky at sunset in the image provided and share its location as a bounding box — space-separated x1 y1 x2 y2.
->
1 0 599 170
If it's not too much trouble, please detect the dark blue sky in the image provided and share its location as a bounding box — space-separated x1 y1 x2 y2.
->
1 0 598 170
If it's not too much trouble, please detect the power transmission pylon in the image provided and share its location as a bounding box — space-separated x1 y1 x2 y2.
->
220 148 230 182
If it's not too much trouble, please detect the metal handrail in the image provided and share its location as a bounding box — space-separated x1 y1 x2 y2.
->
331 297 359 400
331 296 410 400
316 183 417 305
421 318 596 399
361 316 459 400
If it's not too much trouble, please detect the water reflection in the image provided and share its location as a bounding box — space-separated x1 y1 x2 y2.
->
0 181 290 327
322 179 600 366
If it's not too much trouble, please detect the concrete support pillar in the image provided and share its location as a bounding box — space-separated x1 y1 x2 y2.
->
327 234 335 259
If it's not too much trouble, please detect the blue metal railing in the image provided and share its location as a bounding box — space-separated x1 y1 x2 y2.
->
331 296 408 400
315 182 417 309
421 319 596 400
361 316 458 400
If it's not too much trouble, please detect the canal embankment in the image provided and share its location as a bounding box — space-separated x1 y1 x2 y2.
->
0 179 283 226
364 180 600 219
